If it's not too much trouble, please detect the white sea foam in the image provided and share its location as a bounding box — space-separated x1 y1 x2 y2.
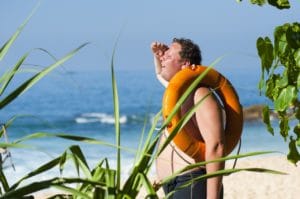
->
75 112 127 124
5 148 141 187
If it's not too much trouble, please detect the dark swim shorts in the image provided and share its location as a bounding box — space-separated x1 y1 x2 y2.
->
162 169 223 199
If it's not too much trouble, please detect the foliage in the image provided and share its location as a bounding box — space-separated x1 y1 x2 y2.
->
257 22 300 164
237 0 290 9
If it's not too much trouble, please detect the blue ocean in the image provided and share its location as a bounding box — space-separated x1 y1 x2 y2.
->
0 67 287 185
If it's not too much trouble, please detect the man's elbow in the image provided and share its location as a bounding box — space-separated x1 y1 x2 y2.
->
206 142 225 159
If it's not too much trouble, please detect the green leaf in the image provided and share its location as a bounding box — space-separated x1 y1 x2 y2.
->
279 116 290 140
262 106 274 135
265 74 280 100
258 74 265 92
250 0 266 6
277 70 288 88
274 24 289 59
286 23 300 49
297 73 300 89
267 0 290 9
296 108 300 120
257 37 274 73
274 85 296 111
293 124 300 146
294 49 300 68
287 137 300 164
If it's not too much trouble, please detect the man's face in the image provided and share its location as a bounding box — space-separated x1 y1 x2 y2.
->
160 42 185 81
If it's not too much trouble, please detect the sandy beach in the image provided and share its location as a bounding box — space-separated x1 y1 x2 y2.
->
223 156 300 199
31 155 300 199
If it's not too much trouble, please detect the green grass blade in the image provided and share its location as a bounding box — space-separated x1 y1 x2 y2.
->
52 185 92 199
165 166 286 198
92 187 105 199
12 132 137 154
141 111 162 158
160 151 278 185
121 113 163 194
133 113 149 165
59 151 68 175
136 173 158 198
3 177 104 199
0 142 34 149
0 70 10 84
134 111 161 165
9 156 62 190
105 169 116 198
69 145 92 179
0 52 30 95
0 42 88 109
0 169 9 193
0 2 40 61
0 115 23 137
122 137 159 196
75 159 107 198
110 39 121 190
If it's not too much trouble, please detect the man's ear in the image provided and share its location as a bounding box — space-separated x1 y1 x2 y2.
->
181 60 191 69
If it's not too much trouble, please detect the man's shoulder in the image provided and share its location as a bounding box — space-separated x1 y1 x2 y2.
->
194 87 211 99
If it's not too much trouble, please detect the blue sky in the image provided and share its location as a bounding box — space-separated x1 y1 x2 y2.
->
0 0 299 74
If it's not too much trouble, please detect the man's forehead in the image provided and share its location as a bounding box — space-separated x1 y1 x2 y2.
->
170 42 182 51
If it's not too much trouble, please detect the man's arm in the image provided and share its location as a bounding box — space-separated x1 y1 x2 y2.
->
194 87 225 199
151 42 169 87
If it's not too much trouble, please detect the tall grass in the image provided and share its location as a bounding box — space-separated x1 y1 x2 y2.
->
0 6 286 199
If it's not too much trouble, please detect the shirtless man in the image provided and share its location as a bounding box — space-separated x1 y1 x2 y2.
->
151 38 225 199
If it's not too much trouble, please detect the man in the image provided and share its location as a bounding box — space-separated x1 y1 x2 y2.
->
151 38 224 199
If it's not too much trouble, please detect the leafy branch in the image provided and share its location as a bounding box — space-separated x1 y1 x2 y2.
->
257 22 300 164
237 0 291 9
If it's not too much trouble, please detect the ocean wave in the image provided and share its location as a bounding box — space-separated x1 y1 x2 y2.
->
75 112 127 124
74 112 165 127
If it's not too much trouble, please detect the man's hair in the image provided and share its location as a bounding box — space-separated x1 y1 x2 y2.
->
173 38 202 65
